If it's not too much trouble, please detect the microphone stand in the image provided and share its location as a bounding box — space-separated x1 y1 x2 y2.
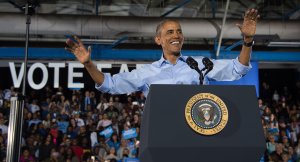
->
6 2 36 162
200 67 213 85
186 57 208 85
193 67 208 85
23 2 34 96
198 68 204 85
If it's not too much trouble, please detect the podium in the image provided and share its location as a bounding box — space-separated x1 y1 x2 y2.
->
139 85 266 162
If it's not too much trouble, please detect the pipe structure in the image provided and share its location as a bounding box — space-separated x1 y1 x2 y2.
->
6 96 24 162
216 0 230 57
0 13 299 40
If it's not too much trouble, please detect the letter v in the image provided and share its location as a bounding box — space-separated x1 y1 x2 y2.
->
9 62 24 88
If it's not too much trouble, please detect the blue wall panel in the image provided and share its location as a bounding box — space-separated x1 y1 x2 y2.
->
210 61 260 97
0 47 299 62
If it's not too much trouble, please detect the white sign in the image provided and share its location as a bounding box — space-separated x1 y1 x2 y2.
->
9 62 145 90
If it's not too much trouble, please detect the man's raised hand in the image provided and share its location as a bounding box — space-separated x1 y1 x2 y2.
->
236 9 260 38
65 36 91 65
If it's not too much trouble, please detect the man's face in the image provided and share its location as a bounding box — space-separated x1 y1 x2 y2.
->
155 21 184 56
80 126 86 133
85 91 90 97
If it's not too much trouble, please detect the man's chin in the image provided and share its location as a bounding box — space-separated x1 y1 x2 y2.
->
172 51 181 56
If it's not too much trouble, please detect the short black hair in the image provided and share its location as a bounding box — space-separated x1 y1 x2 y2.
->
155 19 181 36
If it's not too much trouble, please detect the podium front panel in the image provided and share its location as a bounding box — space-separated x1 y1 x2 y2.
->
139 85 265 162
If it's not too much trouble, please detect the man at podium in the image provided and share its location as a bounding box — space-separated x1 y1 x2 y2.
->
66 9 259 96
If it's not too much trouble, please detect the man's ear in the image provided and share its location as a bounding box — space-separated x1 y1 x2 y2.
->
155 36 161 45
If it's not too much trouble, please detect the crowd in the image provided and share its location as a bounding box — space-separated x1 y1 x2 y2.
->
0 80 299 162
0 86 145 162
260 81 300 162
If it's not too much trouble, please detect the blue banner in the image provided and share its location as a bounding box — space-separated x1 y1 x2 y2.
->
99 126 114 139
122 128 138 140
57 121 69 133
124 158 139 162
210 61 259 97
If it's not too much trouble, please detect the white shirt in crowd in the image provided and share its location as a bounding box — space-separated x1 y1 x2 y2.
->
75 118 85 127
0 123 8 134
29 104 40 114
97 119 112 129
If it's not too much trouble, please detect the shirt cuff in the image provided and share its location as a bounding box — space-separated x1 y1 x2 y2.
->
234 57 252 75
95 73 111 93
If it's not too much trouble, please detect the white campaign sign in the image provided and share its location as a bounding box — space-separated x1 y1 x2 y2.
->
68 62 84 89
48 63 65 88
9 62 145 89
27 63 48 90
9 62 24 88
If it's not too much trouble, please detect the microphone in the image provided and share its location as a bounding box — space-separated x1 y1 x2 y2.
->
202 57 214 76
186 56 203 85
186 56 201 73
186 57 214 85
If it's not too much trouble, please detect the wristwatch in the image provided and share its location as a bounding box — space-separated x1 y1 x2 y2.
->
243 40 254 47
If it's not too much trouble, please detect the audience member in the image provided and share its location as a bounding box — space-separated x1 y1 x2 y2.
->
0 78 299 162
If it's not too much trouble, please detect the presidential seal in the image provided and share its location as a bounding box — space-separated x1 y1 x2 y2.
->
185 93 228 135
